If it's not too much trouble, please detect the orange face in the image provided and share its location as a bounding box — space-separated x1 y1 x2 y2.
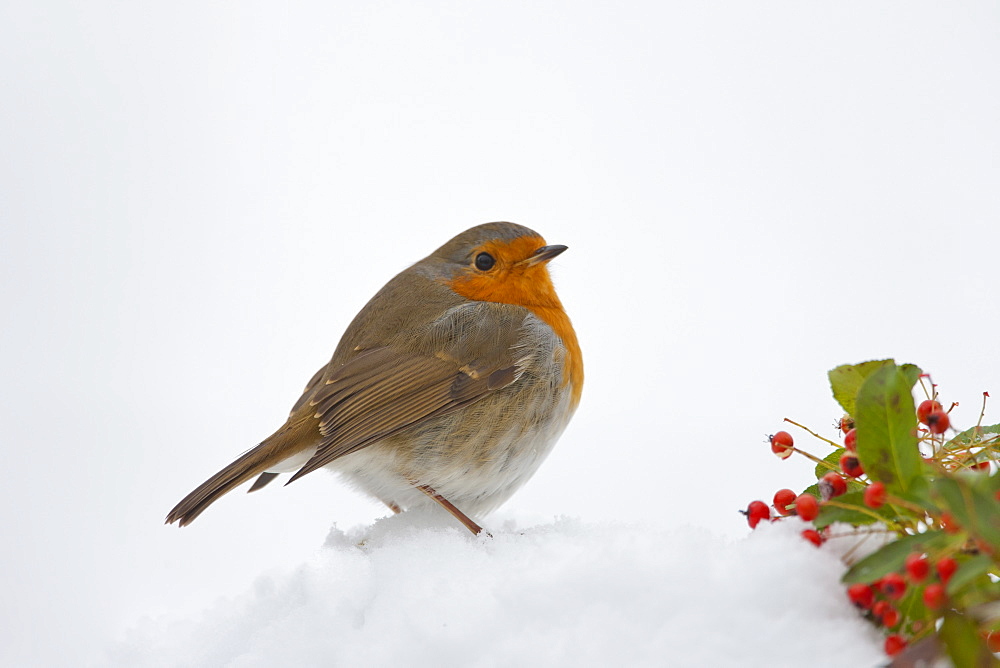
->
445 235 561 309
444 235 583 407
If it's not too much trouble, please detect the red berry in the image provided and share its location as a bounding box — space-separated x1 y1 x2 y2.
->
794 494 819 521
873 600 889 619
940 512 961 534
880 572 907 600
936 556 957 585
801 529 823 546
744 500 771 529
838 415 855 434
770 431 794 459
923 583 946 609
917 399 943 425
844 428 857 452
925 410 950 434
840 453 864 478
773 488 796 516
846 583 874 609
819 471 847 500
884 634 907 656
971 460 990 471
864 482 886 509
904 553 930 583
985 631 1000 653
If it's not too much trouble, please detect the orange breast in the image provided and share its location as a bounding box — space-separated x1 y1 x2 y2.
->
445 235 584 408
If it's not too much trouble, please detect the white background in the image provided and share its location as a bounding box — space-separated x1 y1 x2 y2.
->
2 2 997 665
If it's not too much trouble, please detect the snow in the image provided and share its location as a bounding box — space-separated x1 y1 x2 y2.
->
104 512 884 667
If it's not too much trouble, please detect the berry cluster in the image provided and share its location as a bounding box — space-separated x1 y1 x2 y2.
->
742 360 1000 663
845 554 955 656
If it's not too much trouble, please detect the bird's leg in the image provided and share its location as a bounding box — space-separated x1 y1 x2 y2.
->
415 484 489 536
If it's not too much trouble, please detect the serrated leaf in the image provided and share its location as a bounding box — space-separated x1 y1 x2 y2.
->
842 530 956 584
946 422 1000 448
855 363 923 493
828 359 896 416
940 610 999 667
898 363 923 390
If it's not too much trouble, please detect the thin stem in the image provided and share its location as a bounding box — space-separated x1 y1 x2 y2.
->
783 417 842 449
822 498 904 529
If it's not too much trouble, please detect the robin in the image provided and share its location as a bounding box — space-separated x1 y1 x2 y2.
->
165 222 582 535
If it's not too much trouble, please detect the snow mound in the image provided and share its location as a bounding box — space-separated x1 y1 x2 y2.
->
106 513 883 667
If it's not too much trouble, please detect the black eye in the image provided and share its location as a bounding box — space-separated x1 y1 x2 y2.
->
474 252 495 271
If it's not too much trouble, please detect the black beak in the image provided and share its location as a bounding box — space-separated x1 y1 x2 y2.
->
522 244 568 267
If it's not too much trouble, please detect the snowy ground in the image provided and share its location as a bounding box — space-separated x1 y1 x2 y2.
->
103 513 884 668
4 3 996 667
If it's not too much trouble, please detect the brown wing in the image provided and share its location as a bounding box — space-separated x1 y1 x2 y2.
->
285 345 519 483
288 364 328 415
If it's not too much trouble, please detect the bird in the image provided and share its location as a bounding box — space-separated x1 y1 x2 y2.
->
165 222 583 535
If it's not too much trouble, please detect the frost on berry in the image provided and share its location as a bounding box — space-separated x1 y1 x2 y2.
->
769 431 794 460
819 471 847 500
839 415 855 433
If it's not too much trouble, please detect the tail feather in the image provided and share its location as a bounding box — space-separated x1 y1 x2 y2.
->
248 471 280 492
165 422 310 527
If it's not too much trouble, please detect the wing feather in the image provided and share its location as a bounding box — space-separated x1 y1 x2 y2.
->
282 303 533 484
285 350 518 483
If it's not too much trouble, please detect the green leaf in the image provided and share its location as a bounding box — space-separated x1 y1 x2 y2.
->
892 475 934 511
940 610 1000 668
898 363 923 390
946 422 1000 448
855 363 923 493
828 359 896 417
946 553 995 597
814 448 846 479
814 491 893 530
930 475 1000 549
842 530 956 584
895 581 932 635
955 578 1000 610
